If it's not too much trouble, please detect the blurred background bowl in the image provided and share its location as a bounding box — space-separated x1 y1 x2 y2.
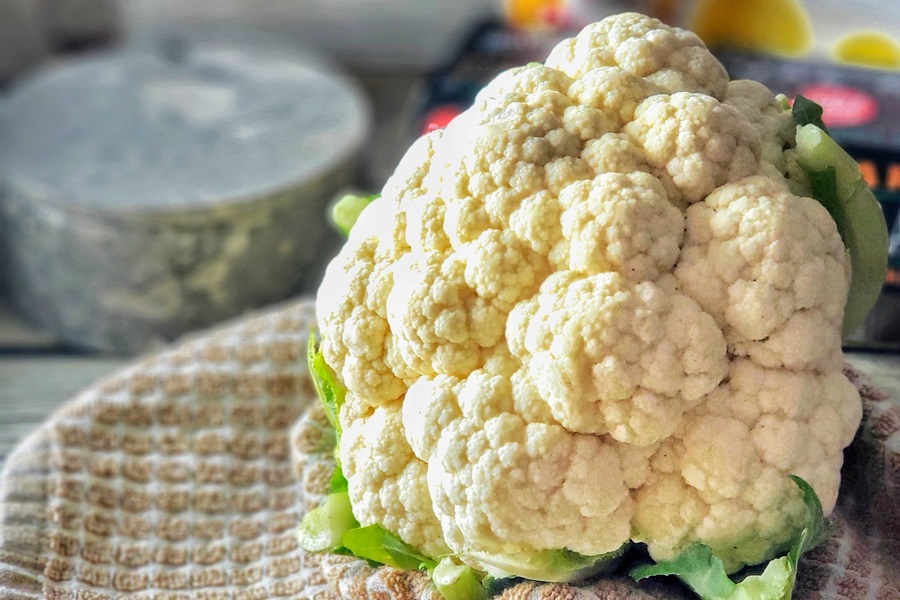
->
0 29 370 354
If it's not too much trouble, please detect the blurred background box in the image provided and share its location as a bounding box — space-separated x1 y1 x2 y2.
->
667 0 900 65
119 0 495 71
0 0 500 355
40 0 119 50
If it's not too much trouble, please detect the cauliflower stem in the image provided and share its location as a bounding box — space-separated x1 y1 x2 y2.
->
467 546 627 583
631 476 830 600
433 557 494 600
297 490 358 553
788 110 888 336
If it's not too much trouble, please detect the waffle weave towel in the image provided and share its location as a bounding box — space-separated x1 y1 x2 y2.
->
1 299 897 600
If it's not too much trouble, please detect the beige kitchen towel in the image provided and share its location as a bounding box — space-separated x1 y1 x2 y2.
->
1 298 897 600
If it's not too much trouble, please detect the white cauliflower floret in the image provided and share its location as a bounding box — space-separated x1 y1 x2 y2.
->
624 92 762 203
723 80 796 173
441 87 605 256
474 63 576 116
554 171 683 280
339 395 450 559
459 228 550 311
404 370 633 559
580 132 683 207
507 271 727 445
675 176 849 372
316 133 439 404
633 358 862 572
581 132 647 173
566 67 661 128
386 252 505 378
315 237 406 405
458 86 585 205
313 11 863 578
545 12 728 98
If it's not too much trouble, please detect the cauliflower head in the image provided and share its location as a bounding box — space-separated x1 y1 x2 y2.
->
314 12 862 577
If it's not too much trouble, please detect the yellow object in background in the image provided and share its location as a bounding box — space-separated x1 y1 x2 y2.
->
832 31 900 70
504 0 568 29
690 0 812 57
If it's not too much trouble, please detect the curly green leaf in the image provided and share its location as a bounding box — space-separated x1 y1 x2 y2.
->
307 332 345 435
341 524 437 571
791 95 828 133
631 476 829 600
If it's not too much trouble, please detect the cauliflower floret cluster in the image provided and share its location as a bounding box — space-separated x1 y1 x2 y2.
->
315 12 862 575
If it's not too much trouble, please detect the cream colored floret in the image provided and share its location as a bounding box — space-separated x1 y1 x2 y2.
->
624 92 763 203
675 176 849 372
506 272 727 445
339 396 450 558
405 370 633 558
633 359 862 572
554 171 683 280
545 11 729 98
